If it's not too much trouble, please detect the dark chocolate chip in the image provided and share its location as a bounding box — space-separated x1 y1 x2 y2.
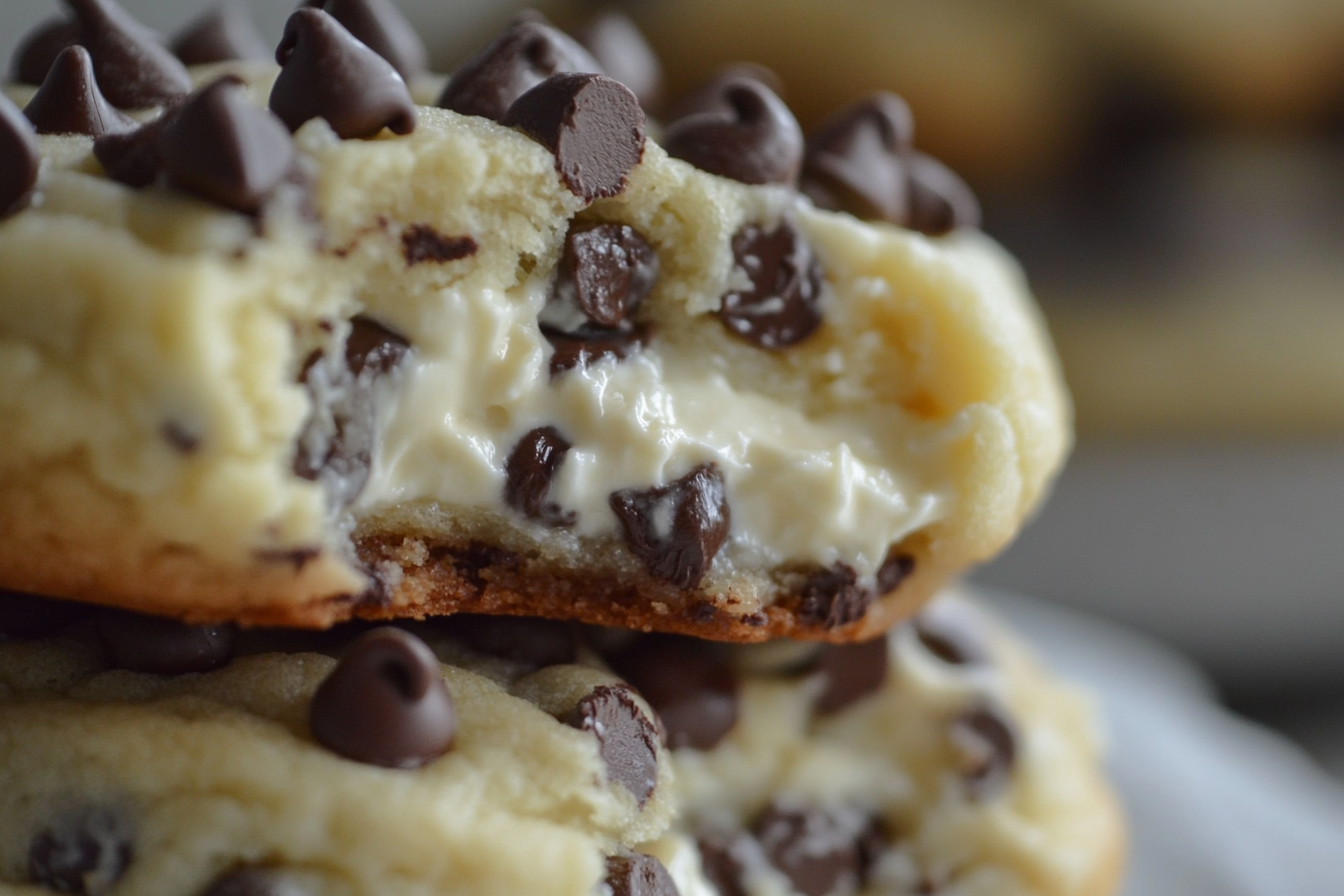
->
906 151 980 236
170 0 270 66
719 220 824 350
10 16 79 86
94 608 236 674
663 76 802 186
0 592 88 639
400 224 478 266
801 93 914 224
0 93 41 217
543 325 645 376
437 17 601 122
502 72 645 204
875 549 914 596
609 463 730 590
504 425 577 527
911 604 988 667
813 637 889 716
270 8 417 139
200 866 305 896
438 614 578 669
28 808 132 896
159 77 295 214
309 626 456 768
797 563 872 631
24 46 136 137
605 853 681 896
663 64 784 125
93 108 174 188
303 0 428 82
565 684 660 806
752 805 872 896
65 0 193 109
344 314 411 376
607 634 738 750
950 705 1017 800
577 11 661 111
695 832 751 896
545 223 658 330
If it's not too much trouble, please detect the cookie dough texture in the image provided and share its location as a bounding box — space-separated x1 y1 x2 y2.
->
0 68 1068 638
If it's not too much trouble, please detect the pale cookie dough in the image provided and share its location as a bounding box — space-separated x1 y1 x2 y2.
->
0 7 1068 640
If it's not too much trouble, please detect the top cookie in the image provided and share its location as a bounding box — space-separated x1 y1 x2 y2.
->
0 4 1070 640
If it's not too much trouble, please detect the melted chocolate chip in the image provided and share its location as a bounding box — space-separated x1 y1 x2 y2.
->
28 808 133 896
170 1 270 66
875 549 914 595
813 637 889 716
906 152 980 236
607 634 738 750
309 626 456 768
545 223 658 330
200 866 304 896
720 220 824 349
94 609 237 674
605 853 680 896
24 46 136 137
801 93 914 224
565 684 660 805
303 0 429 82
543 325 646 376
609 463 730 590
10 16 78 86
401 225 478 265
911 604 988 667
93 110 173 188
950 705 1017 800
159 77 295 214
66 0 192 109
798 563 872 631
438 614 578 669
344 314 411 375
502 73 645 203
695 832 751 896
577 11 661 111
437 17 601 122
0 591 87 639
270 8 417 139
663 76 802 186
752 806 875 896
0 93 41 216
504 425 577 527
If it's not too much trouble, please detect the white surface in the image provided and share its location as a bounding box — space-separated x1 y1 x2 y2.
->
988 586 1344 895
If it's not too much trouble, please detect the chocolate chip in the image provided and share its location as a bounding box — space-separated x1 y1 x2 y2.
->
438 614 578 669
303 0 428 82
911 604 987 667
544 223 658 330
609 463 730 590
170 1 270 66
0 93 41 217
344 314 411 376
664 64 784 125
797 563 872 630
565 684 660 805
607 634 738 750
93 109 174 188
270 8 417 140
309 626 456 768
875 549 914 596
502 73 645 204
813 637 889 716
543 325 645 376
577 11 661 111
159 77 295 214
605 853 680 896
663 76 802 186
401 225 478 265
906 152 980 236
801 93 914 224
161 420 201 453
66 0 192 109
24 46 136 137
695 832 751 896
28 808 132 896
719 219 824 350
10 16 78 86
950 705 1017 800
504 425 576 527
437 17 600 122
0 592 87 639
201 866 306 896
752 806 873 896
94 609 236 674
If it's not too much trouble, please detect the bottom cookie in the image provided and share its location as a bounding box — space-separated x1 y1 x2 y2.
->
0 589 1122 896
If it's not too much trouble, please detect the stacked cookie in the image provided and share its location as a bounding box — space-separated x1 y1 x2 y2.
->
0 3 1117 896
